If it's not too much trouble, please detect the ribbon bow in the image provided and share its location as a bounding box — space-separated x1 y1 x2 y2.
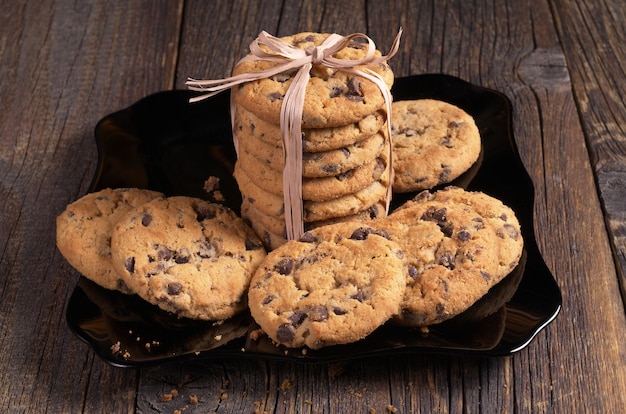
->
187 29 402 241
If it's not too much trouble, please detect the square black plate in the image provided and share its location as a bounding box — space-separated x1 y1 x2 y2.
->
66 74 561 367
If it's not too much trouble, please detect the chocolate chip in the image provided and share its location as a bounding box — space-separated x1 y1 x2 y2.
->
268 92 283 102
309 306 329 322
438 252 455 269
167 283 183 295
349 226 390 241
336 170 353 181
141 214 152 227
438 166 451 183
125 257 135 273
367 204 380 219
288 311 307 327
503 224 520 240
440 135 453 147
299 232 317 243
276 324 295 343
333 307 347 315
245 236 263 250
329 86 343 98
481 271 492 281
340 148 351 159
408 265 418 277
322 164 340 174
272 73 291 82
449 121 465 128
274 258 294 275
350 290 364 302
194 204 216 221
174 250 190 264
436 303 445 316
457 230 471 242
262 295 275 305
440 223 454 237
156 248 172 261
345 77 363 101
197 241 216 258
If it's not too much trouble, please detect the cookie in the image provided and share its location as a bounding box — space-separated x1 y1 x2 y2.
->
110 196 266 320
235 152 387 202
237 128 386 178
234 105 386 152
241 196 386 249
235 156 390 221
56 188 165 292
398 186 523 277
232 32 394 128
390 99 481 192
247 222 406 349
379 197 503 326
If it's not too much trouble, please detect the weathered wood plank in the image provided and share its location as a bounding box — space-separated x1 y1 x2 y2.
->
550 0 626 299
0 0 182 412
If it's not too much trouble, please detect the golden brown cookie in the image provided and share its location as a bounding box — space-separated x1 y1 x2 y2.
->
247 222 406 349
233 105 387 153
56 188 165 292
232 32 394 128
379 196 503 327
390 99 481 192
236 128 386 178
110 196 266 320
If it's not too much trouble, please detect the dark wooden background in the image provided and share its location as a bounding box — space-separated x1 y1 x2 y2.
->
2 0 625 412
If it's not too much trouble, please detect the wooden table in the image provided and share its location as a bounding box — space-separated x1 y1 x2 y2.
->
2 0 625 412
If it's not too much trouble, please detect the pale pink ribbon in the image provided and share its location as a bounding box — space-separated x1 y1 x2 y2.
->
186 29 402 241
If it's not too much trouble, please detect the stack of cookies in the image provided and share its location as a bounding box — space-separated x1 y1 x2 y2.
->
230 32 395 250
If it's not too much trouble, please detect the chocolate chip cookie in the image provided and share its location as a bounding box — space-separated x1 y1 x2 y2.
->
380 196 503 326
56 188 165 292
232 32 394 128
391 99 481 192
110 196 266 320
247 222 406 349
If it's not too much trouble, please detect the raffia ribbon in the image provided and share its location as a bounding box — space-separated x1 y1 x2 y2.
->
186 29 402 241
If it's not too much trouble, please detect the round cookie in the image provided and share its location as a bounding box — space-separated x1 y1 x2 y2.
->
379 197 503 327
247 222 406 349
235 153 386 202
397 186 523 277
110 196 266 320
241 196 386 250
235 156 390 222
237 128 386 178
232 32 394 128
234 105 386 152
390 99 481 192
56 188 165 292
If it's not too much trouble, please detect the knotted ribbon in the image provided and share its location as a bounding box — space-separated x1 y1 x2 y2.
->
186 29 402 241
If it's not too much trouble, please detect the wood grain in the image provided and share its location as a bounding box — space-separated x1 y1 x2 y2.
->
2 0 626 412
550 0 626 299
0 0 182 412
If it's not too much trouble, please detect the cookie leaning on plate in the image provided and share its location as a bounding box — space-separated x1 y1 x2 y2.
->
248 222 406 349
391 99 481 192
110 196 266 321
383 186 524 326
56 188 165 292
379 195 503 326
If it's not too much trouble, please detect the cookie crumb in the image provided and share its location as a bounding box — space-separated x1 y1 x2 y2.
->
249 328 265 341
280 379 292 392
189 394 199 404
214 334 223 341
386 404 398 413
204 176 220 192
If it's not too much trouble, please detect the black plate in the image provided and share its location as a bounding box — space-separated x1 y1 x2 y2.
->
66 74 561 367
